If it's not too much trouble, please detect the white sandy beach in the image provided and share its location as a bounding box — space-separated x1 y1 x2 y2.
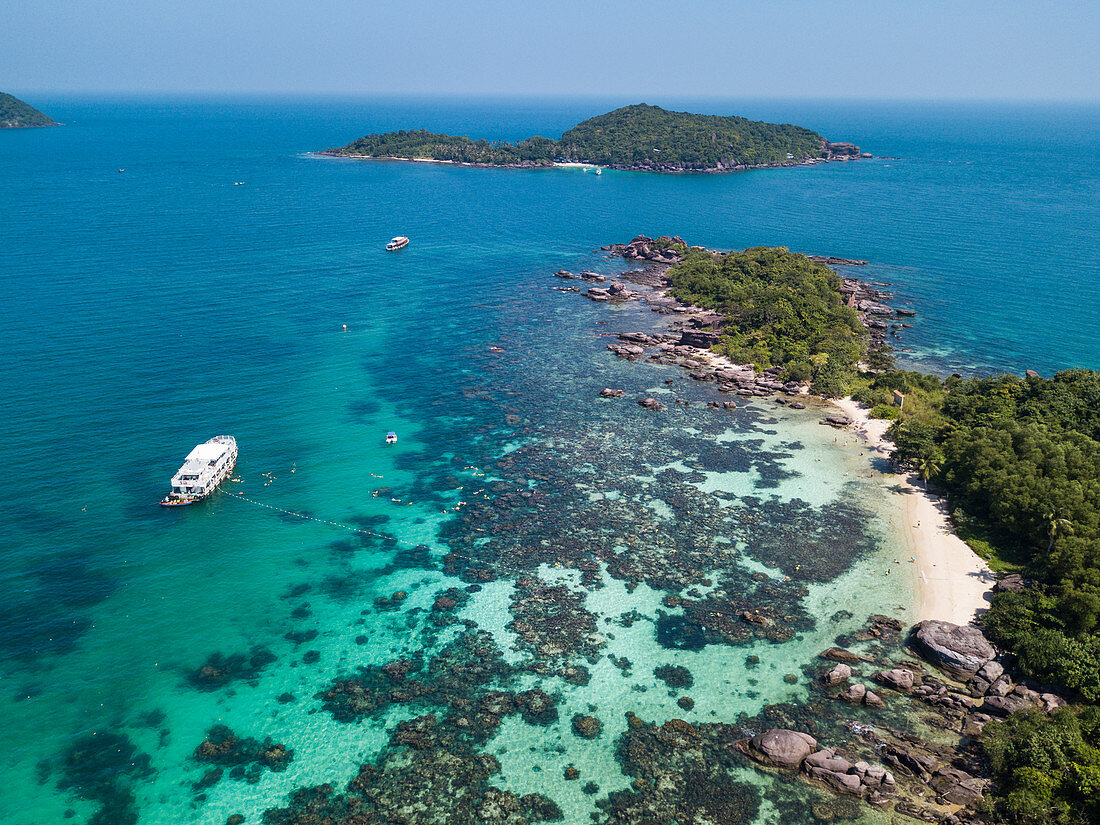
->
832 397 993 626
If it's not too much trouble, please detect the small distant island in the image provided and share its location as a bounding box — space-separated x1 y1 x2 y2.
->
322 103 866 173
0 93 57 129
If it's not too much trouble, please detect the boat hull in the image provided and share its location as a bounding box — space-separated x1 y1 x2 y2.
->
161 437 237 507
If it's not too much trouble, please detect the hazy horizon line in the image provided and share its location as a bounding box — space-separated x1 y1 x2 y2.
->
10 89 1100 106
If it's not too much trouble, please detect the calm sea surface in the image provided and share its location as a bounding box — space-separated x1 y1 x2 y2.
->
1 96 1097 824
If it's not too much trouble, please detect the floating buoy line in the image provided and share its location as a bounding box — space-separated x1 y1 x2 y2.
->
214 489 894 647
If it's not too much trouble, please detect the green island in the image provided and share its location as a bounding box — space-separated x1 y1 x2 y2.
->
0 92 57 128
666 244 1100 824
324 104 863 172
666 245 873 395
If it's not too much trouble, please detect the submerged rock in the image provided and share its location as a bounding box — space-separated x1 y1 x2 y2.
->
571 714 602 739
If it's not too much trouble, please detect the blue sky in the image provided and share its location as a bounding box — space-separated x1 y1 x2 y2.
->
3 0 1096 99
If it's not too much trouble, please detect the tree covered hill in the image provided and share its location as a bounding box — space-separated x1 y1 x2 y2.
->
0 93 57 128
666 245 869 394
326 104 861 171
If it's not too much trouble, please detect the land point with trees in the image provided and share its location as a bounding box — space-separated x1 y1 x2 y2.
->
325 104 863 171
0 92 57 128
662 244 1100 823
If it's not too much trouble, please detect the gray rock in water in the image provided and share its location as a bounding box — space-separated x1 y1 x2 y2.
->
824 663 851 686
912 620 995 677
742 729 817 769
839 683 866 703
875 668 916 691
863 690 885 707
599 388 624 398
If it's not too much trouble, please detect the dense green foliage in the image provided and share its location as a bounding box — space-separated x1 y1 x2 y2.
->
0 92 56 128
335 129 558 166
665 246 866 395
981 707 1100 825
330 104 828 170
884 369 1100 821
557 104 825 167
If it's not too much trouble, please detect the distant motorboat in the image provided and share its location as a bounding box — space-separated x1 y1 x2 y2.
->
595 167 602 175
386 236 409 251
385 431 398 444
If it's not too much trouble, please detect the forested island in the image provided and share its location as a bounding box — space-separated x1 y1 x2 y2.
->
602 239 1100 825
0 93 57 128
323 104 865 172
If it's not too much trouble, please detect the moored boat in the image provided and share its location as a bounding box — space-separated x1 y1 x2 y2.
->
386 236 409 251
160 435 238 506
386 431 398 444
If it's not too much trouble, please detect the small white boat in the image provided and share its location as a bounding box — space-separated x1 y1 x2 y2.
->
385 431 398 444
386 236 409 251
595 167 602 175
160 435 238 507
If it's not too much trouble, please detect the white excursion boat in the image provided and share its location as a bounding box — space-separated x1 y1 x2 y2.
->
385 431 398 444
160 435 238 507
386 236 409 251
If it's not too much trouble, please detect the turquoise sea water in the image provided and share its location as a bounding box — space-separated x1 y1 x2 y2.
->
1 97 1098 824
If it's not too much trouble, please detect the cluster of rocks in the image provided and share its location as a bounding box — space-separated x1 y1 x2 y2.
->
558 237 920 407
840 277 915 341
585 281 637 302
822 141 868 160
602 329 805 401
801 617 1076 821
738 729 896 802
603 235 695 264
821 663 888 708
193 724 293 792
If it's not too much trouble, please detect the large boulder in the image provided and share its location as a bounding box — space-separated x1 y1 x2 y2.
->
911 620 995 677
823 663 851 686
874 668 916 691
678 330 721 349
741 729 817 769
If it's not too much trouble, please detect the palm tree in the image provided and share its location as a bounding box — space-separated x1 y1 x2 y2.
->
917 455 941 490
1045 511 1074 553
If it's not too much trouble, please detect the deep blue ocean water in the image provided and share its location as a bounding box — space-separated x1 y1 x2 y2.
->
1 96 1098 824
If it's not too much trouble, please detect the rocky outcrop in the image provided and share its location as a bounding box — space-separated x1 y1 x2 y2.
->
802 748 896 798
823 663 851 685
599 388 624 398
678 329 721 348
874 668 917 692
739 729 817 769
611 235 689 264
824 141 861 159
911 620 995 678
740 730 896 800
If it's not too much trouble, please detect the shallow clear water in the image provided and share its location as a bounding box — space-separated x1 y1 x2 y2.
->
1 96 1097 824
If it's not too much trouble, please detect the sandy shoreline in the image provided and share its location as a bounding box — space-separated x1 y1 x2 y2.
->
831 398 993 626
